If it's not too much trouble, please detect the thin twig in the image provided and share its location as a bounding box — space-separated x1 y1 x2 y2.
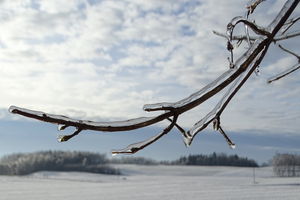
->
8 0 300 154
57 128 82 142
278 44 300 60
111 115 178 154
218 126 235 149
267 63 300 83
281 16 300 34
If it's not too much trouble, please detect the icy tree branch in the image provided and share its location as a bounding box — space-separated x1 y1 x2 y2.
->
9 0 300 155
112 115 178 154
267 44 300 83
278 44 300 60
267 63 300 83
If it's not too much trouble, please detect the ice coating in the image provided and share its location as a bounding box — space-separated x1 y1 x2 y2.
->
183 136 192 147
7 0 299 155
143 36 267 114
111 131 165 155
9 106 159 132
267 0 297 31
57 135 66 142
143 69 235 111
268 63 300 83
189 73 244 136
58 124 69 131
112 115 178 155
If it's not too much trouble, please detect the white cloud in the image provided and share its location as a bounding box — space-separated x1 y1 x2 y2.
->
0 0 299 136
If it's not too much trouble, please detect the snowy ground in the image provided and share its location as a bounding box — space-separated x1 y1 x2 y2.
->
0 165 299 200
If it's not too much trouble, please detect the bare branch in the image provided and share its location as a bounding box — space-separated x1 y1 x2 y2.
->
281 16 300 34
218 126 235 149
57 128 82 142
112 115 178 155
278 44 300 60
9 105 166 132
8 0 300 154
213 30 300 42
227 17 271 38
189 46 268 138
213 118 235 148
267 0 299 32
213 30 258 41
267 63 300 83
275 30 300 41
267 44 300 83
246 0 266 14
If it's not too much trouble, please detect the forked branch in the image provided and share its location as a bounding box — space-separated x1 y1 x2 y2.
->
9 0 300 155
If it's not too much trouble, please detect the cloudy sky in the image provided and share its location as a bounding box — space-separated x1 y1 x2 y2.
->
0 0 299 162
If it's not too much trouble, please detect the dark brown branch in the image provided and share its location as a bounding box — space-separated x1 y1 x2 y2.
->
8 0 300 154
275 30 300 41
167 117 187 137
213 30 300 42
267 63 300 83
58 128 82 142
227 17 271 39
278 44 300 60
246 0 266 14
111 115 178 154
218 126 235 149
282 16 300 34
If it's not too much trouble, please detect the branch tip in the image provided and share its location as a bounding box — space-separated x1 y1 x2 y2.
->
57 128 82 142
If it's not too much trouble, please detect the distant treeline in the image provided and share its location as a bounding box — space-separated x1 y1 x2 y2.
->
0 151 120 176
171 153 258 167
0 151 258 175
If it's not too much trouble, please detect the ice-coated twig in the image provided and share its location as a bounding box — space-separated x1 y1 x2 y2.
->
213 117 235 148
267 0 299 32
188 72 245 137
111 115 178 155
8 0 300 154
246 0 266 14
227 17 271 39
275 30 300 41
267 63 300 83
58 124 69 131
167 118 188 137
267 44 300 83
213 30 258 42
218 126 235 149
213 30 300 42
58 128 82 142
281 16 300 34
188 46 268 138
225 15 269 67
167 117 192 146
9 105 166 132
278 44 300 60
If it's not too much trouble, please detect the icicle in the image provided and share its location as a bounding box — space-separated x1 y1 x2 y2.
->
183 136 192 147
255 66 260 76
213 118 220 131
8 106 17 113
57 135 67 142
111 152 118 157
218 126 235 149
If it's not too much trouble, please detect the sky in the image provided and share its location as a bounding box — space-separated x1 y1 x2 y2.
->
0 0 299 164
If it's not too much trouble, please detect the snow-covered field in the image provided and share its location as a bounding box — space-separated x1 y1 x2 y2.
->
0 165 299 200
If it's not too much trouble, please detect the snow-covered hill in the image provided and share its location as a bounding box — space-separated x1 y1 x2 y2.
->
0 165 299 200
